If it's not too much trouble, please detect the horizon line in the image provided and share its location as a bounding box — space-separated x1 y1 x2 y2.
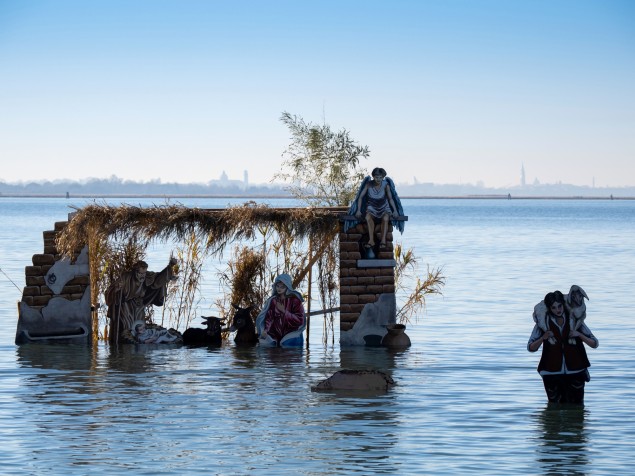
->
1 193 633 201
2 177 635 190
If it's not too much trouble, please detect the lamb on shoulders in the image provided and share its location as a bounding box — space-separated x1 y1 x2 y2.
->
565 285 589 345
533 284 589 346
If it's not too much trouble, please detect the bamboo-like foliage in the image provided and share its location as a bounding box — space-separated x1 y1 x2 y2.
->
160 232 208 331
216 231 339 327
316 239 339 344
86 223 108 341
278 112 369 207
394 242 445 324
216 245 268 321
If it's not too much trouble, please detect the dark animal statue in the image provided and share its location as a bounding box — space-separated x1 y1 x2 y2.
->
228 304 258 346
182 315 225 346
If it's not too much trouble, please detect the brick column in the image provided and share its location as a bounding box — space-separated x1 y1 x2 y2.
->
339 221 396 332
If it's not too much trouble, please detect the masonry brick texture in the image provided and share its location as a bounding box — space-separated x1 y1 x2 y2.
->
20 220 89 311
339 221 395 331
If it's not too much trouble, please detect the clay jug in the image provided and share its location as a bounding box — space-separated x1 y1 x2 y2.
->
381 324 411 348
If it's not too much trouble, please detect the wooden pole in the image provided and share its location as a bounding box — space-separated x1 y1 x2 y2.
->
306 238 312 347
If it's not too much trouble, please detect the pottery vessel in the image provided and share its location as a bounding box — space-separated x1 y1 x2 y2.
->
381 323 411 348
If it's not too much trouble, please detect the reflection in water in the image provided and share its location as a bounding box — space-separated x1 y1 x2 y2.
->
105 343 156 374
339 346 398 376
16 343 107 401
257 346 308 394
17 342 95 372
230 344 259 370
312 346 401 474
327 399 400 474
14 343 191 470
16 343 155 415
16 344 132 464
257 345 305 367
534 404 589 475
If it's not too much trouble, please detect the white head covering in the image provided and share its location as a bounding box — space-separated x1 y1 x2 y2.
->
271 273 303 301
255 273 304 335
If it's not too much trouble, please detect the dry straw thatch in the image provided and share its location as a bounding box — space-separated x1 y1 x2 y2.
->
56 202 346 341
57 202 347 258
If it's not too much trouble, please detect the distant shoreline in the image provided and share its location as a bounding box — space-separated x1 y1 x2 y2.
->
1 193 633 200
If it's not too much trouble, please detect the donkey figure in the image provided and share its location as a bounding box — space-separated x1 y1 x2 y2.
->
228 304 258 346
182 315 225 346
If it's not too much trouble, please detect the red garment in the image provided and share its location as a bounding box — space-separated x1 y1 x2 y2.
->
263 295 305 343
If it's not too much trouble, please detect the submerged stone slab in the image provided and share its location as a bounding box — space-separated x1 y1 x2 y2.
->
311 369 396 392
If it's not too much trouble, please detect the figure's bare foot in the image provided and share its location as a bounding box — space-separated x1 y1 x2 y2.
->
364 242 374 249
379 242 387 249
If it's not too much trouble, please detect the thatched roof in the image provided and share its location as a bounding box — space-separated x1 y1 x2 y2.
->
57 202 348 257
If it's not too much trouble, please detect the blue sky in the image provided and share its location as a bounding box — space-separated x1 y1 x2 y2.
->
1 0 634 187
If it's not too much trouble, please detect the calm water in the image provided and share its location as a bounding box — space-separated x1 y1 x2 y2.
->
1 197 635 475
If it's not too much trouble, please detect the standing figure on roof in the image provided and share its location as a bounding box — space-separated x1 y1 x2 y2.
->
346 167 405 249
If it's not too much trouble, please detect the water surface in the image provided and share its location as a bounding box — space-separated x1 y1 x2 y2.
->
1 197 634 474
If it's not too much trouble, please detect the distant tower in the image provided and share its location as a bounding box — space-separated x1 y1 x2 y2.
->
220 171 228 182
520 163 526 187
243 170 248 188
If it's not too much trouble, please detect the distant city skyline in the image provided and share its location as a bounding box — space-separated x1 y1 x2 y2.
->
1 1 634 188
3 170 635 197
0 158 629 189
0 163 624 190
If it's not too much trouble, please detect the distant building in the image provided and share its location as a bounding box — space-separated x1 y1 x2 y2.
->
243 170 248 189
520 163 526 187
220 171 228 182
